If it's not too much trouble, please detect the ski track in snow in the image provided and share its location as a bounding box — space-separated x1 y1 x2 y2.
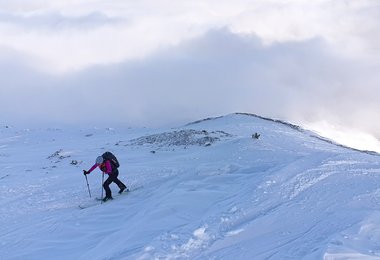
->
1 114 380 260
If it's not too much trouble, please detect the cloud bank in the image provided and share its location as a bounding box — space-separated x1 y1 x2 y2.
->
1 29 379 135
0 0 379 149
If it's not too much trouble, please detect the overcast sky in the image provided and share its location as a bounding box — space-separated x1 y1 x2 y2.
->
0 0 379 149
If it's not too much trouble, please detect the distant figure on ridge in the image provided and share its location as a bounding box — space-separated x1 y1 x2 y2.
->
252 132 261 139
83 152 127 202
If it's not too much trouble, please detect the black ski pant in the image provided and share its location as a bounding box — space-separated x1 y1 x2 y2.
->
103 170 126 198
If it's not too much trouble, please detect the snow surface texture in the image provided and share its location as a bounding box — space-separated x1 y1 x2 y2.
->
1 113 380 260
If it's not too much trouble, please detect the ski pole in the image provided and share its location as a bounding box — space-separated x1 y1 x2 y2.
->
101 172 104 203
85 174 91 198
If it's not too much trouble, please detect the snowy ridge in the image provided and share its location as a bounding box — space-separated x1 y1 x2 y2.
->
192 112 379 156
1 113 380 259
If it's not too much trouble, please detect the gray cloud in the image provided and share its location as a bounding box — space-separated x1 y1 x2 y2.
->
0 11 124 31
0 29 379 139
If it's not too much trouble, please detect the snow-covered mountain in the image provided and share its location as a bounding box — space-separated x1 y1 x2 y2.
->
1 113 380 260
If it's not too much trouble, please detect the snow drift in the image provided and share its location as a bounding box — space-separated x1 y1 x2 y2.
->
1 113 380 260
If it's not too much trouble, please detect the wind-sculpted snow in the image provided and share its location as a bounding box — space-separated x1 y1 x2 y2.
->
1 113 380 260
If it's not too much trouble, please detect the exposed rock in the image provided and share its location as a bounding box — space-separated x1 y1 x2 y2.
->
129 129 232 148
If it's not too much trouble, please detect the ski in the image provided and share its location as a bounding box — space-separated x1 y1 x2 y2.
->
78 185 143 209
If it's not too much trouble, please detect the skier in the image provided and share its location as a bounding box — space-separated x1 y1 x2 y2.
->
83 153 127 202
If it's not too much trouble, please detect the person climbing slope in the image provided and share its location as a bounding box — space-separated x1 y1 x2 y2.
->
83 152 127 202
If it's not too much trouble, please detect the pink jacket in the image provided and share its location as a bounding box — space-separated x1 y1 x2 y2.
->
87 160 113 174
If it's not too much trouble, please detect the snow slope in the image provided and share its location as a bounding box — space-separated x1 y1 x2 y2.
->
1 113 380 260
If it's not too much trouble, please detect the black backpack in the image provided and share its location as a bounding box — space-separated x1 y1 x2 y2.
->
102 151 120 169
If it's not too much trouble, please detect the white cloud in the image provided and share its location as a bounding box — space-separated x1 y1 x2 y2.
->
0 0 378 73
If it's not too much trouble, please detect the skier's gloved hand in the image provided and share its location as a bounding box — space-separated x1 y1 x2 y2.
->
83 170 89 175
